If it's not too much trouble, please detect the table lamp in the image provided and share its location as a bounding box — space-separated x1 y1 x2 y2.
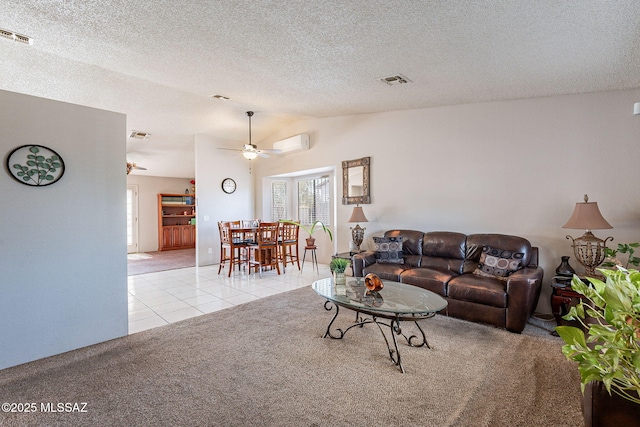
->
348 205 369 254
563 194 613 277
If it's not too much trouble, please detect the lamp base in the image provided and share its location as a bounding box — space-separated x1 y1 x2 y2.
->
566 231 613 278
350 224 365 253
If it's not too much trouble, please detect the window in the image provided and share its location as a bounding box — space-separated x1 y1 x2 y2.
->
271 181 287 221
297 176 330 226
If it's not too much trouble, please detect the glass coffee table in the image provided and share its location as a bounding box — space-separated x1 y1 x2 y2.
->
312 277 447 373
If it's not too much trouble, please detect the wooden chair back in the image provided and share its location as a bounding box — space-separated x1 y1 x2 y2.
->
280 222 299 243
256 222 280 245
218 221 232 244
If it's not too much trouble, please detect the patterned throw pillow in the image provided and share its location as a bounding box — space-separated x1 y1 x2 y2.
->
473 246 524 280
373 236 404 264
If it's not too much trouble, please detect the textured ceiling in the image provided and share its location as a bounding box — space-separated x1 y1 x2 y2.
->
1 1 639 177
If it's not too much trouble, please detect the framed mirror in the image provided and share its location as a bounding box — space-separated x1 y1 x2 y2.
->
342 156 370 204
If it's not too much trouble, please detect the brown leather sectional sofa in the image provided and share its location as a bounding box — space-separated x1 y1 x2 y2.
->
352 230 544 333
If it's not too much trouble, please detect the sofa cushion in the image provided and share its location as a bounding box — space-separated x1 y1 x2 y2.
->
473 245 524 279
373 236 404 264
448 274 508 308
421 232 468 274
362 262 406 282
400 268 456 296
383 230 423 255
467 233 533 268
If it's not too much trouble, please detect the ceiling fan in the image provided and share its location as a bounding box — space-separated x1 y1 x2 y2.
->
126 161 147 174
219 111 281 159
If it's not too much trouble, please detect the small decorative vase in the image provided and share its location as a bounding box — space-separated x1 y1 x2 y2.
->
334 273 346 296
555 256 576 277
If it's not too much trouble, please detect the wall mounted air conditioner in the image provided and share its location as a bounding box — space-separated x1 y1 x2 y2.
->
272 134 310 155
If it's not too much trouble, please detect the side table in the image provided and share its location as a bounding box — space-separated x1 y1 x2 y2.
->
550 275 584 334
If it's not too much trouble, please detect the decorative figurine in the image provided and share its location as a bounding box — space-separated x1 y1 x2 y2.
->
364 273 383 292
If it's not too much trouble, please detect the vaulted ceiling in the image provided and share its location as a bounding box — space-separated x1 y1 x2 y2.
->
2 1 639 177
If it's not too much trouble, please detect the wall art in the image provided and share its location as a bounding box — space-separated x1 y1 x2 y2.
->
6 145 65 186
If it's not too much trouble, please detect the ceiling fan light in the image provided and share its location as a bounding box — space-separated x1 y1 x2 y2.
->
242 151 258 160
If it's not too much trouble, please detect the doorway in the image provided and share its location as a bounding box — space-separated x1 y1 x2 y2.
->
127 185 139 253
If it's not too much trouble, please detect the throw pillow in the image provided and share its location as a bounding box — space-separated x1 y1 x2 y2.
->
373 236 404 264
473 245 524 280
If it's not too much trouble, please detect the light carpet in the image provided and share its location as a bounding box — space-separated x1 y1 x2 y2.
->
127 248 195 275
0 286 583 427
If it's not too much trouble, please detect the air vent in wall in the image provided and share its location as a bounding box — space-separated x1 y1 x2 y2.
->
0 28 33 45
129 131 151 140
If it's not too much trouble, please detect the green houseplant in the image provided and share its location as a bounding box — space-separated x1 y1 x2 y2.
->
555 268 640 405
330 257 350 286
329 257 350 274
603 243 640 269
280 220 333 246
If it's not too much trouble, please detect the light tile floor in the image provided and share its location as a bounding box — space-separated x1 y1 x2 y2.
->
128 262 332 334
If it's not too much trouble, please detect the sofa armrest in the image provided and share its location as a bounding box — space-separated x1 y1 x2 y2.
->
352 251 376 278
504 266 544 333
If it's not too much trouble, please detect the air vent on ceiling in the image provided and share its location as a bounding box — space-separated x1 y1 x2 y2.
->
0 28 33 45
129 131 151 140
378 74 411 86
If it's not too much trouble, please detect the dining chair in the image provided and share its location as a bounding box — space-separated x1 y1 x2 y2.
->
217 221 231 274
218 221 249 277
279 221 300 272
248 222 281 277
240 219 260 243
241 219 260 228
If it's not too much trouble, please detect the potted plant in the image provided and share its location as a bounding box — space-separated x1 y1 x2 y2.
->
330 257 350 285
555 268 640 405
603 242 640 269
280 220 333 247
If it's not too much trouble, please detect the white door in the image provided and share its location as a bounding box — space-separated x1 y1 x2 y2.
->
127 185 139 253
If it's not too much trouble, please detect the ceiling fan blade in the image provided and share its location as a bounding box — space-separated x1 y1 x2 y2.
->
126 161 147 174
259 148 282 154
218 147 243 152
257 152 270 158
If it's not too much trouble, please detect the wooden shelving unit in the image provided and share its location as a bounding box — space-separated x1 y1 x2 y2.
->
157 193 196 251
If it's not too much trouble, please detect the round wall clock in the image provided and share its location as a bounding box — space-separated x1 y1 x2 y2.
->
221 178 237 194
6 145 65 186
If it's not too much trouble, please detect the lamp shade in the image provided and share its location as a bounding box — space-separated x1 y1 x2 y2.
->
563 198 612 230
348 206 369 223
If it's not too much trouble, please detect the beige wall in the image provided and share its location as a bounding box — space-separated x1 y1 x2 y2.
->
126 175 195 253
254 88 640 313
194 134 254 266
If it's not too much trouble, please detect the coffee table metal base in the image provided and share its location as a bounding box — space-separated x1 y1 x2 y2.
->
322 300 434 373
